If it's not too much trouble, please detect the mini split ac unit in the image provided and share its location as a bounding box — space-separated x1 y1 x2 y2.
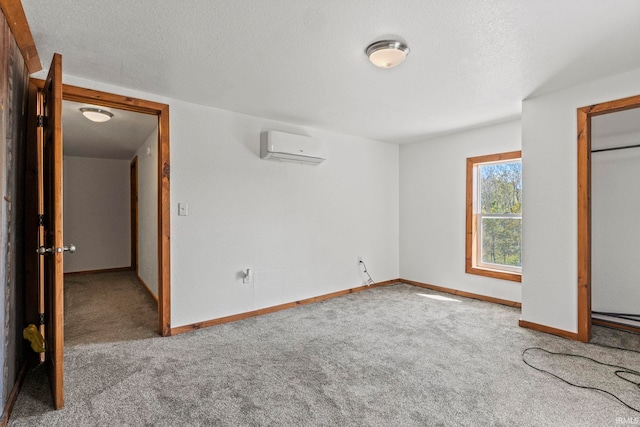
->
260 130 325 165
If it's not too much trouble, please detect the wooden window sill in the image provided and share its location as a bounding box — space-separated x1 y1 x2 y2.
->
466 266 522 282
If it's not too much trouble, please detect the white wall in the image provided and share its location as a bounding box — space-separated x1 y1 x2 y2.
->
53 66 640 335
58 75 400 328
521 67 640 333
134 129 158 296
63 156 131 273
591 133 640 314
170 104 399 327
399 120 522 303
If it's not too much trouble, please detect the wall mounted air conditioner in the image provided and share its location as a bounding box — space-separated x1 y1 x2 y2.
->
260 130 325 165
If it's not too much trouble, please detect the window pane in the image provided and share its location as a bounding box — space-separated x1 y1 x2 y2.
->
479 162 522 214
481 217 522 267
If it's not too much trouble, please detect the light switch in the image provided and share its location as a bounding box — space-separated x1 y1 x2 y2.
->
178 202 189 216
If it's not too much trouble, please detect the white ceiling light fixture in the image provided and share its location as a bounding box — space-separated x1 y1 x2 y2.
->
79 107 114 123
366 40 410 69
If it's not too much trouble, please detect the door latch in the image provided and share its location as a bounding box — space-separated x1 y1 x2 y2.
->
36 246 53 255
37 244 76 255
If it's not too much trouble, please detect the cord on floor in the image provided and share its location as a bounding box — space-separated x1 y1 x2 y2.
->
522 347 640 413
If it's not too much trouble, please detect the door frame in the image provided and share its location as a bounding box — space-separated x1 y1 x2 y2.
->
577 93 640 342
31 79 172 336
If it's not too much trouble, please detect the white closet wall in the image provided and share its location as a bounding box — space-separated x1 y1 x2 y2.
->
63 156 131 273
592 125 640 314
133 129 158 297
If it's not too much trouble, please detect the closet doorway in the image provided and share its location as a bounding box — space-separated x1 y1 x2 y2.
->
591 108 640 331
577 94 640 342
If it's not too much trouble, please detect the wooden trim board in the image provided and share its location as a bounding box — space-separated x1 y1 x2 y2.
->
577 105 591 343
0 362 28 426
171 280 399 335
400 278 521 308
519 319 578 340
169 276 598 344
172 278 523 336
31 79 169 113
0 0 41 73
398 280 580 341
157 103 171 336
592 318 640 335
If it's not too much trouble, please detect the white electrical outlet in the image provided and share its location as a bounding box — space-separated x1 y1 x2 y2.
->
358 256 363 262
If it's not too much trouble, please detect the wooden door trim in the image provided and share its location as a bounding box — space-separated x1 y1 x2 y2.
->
130 156 138 274
0 0 42 72
577 93 640 343
31 79 172 337
577 106 590 343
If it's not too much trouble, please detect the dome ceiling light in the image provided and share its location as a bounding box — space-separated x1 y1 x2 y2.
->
366 40 410 69
79 107 114 122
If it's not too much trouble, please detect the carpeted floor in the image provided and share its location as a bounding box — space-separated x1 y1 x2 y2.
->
8 274 640 426
63 271 158 346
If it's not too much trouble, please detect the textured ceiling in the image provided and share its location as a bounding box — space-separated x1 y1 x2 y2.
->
63 100 157 160
22 0 640 144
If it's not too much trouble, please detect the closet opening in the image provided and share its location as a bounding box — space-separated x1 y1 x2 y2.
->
577 95 640 342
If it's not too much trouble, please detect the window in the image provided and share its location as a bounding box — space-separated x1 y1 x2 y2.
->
466 151 522 282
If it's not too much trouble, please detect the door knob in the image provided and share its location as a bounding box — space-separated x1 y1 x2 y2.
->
36 244 76 255
57 244 76 253
36 246 53 255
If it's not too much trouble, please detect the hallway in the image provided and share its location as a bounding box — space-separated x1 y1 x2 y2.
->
64 270 157 346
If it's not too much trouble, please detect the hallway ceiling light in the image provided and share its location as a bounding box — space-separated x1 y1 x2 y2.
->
79 107 113 122
366 40 410 68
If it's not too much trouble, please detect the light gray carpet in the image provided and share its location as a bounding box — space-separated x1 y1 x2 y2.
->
8 278 640 426
63 271 158 346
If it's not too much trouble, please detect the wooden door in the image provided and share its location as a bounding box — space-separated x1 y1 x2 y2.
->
40 53 65 409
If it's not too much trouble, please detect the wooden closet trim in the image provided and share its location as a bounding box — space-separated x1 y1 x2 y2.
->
577 93 640 342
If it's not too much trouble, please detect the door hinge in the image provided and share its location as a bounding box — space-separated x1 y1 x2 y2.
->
39 313 45 326
36 115 45 128
38 214 44 226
